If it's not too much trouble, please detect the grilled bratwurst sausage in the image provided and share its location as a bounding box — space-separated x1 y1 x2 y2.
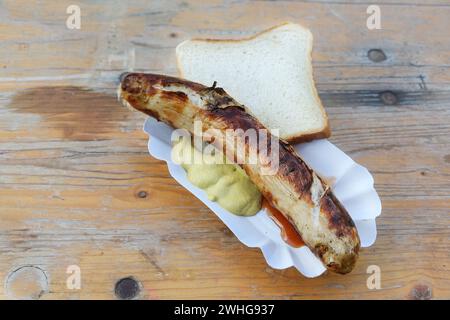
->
119 73 360 274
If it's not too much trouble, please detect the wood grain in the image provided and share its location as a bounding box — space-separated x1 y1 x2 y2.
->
0 0 449 299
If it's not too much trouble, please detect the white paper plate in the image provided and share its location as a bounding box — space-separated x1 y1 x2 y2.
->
143 117 382 277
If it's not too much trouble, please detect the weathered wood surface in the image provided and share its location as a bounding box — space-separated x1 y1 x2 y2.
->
0 0 449 299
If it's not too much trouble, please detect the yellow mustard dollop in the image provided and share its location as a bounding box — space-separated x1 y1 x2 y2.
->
172 138 261 216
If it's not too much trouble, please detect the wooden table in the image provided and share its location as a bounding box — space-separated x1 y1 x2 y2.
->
0 0 449 300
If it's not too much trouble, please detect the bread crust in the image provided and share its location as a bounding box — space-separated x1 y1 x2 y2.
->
119 73 360 274
285 124 331 144
175 22 331 143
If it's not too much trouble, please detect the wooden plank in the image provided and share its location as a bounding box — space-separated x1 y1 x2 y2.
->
0 0 449 299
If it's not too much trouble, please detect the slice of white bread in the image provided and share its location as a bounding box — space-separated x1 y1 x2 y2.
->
176 23 330 143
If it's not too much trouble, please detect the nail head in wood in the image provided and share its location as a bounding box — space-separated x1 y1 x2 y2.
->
410 284 432 300
137 190 148 198
368 49 387 62
115 277 140 300
379 91 398 105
